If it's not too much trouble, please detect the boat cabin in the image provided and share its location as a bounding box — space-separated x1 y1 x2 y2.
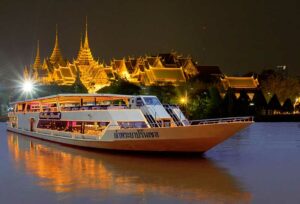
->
8 94 188 137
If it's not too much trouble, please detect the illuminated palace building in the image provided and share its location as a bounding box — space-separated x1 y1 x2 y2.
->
23 22 205 93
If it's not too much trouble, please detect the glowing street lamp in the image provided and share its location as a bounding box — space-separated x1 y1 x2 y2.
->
180 89 188 105
22 80 34 93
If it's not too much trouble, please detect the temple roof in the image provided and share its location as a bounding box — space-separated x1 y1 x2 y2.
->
146 57 157 67
146 68 186 83
104 68 115 78
221 76 259 89
60 67 73 78
158 53 178 65
33 40 41 69
76 19 95 65
125 61 134 73
112 59 124 70
36 69 48 77
129 58 137 67
23 66 29 79
50 26 64 65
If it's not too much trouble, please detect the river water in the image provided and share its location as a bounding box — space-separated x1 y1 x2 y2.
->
0 122 299 204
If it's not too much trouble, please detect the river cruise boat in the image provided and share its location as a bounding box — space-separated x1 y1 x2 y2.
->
7 94 253 153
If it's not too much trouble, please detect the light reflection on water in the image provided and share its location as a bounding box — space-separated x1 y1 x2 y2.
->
5 131 251 204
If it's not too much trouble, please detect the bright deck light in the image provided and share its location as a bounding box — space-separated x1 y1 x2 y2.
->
22 80 34 93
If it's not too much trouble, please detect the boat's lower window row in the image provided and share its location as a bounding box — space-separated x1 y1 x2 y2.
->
37 120 109 135
117 121 148 129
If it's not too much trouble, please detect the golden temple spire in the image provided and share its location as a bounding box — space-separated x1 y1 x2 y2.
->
33 40 41 69
50 24 63 64
77 33 83 59
84 16 89 49
54 24 59 49
23 66 29 80
76 17 95 65
80 33 83 49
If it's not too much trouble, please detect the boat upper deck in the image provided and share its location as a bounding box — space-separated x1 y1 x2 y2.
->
9 94 160 113
10 94 137 105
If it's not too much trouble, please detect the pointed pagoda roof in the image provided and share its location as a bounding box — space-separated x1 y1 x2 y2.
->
77 33 83 59
83 18 89 49
50 25 64 64
33 40 41 69
76 17 95 65
23 66 30 79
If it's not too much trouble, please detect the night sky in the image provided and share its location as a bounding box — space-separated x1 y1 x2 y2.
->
0 0 300 85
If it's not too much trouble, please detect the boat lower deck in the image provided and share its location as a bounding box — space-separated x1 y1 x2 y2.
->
7 120 252 153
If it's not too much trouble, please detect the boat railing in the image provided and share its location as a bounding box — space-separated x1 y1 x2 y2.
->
140 106 160 127
189 116 254 125
106 116 253 130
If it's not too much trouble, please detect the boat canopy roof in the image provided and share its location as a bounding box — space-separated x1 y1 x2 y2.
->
10 94 157 105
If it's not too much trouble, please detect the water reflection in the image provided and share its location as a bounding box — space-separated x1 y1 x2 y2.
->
7 132 251 203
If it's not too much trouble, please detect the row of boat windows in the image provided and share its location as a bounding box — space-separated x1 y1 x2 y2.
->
13 100 128 112
37 120 148 134
117 121 148 129
14 105 129 112
37 120 110 135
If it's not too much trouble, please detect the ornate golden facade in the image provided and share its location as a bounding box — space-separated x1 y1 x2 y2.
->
24 22 200 93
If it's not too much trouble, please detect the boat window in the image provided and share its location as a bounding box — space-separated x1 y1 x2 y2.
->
136 97 144 106
84 121 110 135
26 104 30 112
37 120 67 131
163 119 171 127
27 104 40 112
143 97 161 105
37 120 110 134
117 121 147 129
17 104 25 112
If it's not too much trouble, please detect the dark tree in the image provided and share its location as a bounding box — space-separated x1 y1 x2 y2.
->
73 74 88 93
36 80 88 97
268 94 281 114
36 83 61 97
252 90 267 115
97 78 141 95
235 90 250 116
187 93 209 120
221 88 237 117
147 83 177 104
281 98 294 113
205 87 223 118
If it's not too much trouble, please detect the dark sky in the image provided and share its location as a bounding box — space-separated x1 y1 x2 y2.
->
0 0 300 84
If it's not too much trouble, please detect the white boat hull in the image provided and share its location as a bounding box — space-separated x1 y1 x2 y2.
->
7 121 252 153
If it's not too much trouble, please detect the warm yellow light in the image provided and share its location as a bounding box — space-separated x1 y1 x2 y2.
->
22 80 34 93
122 71 130 79
180 97 186 104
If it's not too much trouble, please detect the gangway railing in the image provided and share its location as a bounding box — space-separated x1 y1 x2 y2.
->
163 104 183 126
140 106 159 127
